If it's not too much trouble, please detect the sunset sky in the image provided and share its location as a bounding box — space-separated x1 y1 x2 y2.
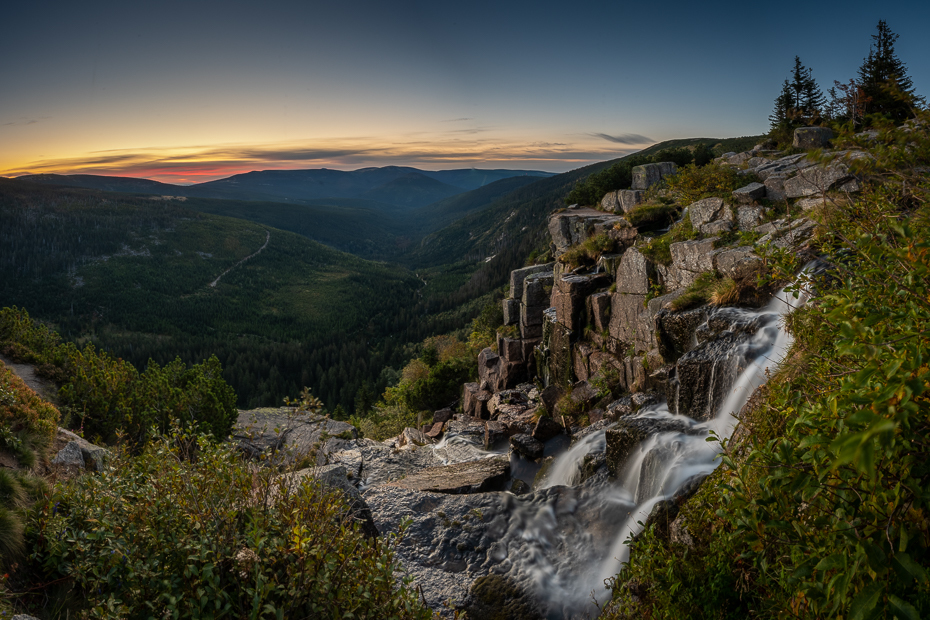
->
2 0 927 184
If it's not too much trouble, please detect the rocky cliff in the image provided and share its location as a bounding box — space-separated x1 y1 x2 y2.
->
216 130 870 618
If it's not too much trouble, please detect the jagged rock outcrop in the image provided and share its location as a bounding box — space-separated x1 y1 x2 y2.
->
632 162 678 190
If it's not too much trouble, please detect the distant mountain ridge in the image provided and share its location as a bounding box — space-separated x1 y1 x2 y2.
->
17 166 554 210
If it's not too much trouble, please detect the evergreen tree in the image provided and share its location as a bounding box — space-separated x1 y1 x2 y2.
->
789 56 824 124
772 58 824 130
857 20 915 121
770 79 794 129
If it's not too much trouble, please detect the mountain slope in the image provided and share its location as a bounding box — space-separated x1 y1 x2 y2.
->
358 172 464 209
17 166 554 208
0 178 423 410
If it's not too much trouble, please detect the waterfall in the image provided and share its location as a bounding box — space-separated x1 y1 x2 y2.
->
507 278 810 618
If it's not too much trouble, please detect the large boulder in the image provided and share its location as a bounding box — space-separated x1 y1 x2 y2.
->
793 126 833 149
736 205 765 231
532 416 564 442
618 189 646 213
732 182 766 204
656 263 701 292
669 332 746 420
616 248 654 295
714 246 761 279
234 410 358 460
687 197 731 230
655 306 710 362
608 292 652 353
509 263 555 301
588 291 611 333
52 429 109 471
552 272 609 333
510 433 545 460
763 175 788 202
463 383 493 419
784 162 854 198
502 298 520 326
548 209 629 256
753 153 816 181
632 162 678 190
670 237 717 273
600 191 620 212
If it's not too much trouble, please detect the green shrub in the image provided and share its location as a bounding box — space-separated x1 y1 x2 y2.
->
0 363 59 455
668 272 718 312
639 215 699 266
23 431 431 619
665 163 745 205
559 233 618 268
59 348 237 445
626 202 680 229
0 308 237 447
351 403 421 441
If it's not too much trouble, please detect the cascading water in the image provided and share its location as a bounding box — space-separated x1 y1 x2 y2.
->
499 278 811 619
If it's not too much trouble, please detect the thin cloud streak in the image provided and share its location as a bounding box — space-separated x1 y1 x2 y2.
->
590 132 652 144
2 117 50 127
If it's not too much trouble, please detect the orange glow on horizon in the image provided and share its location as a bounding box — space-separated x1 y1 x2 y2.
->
1 135 651 184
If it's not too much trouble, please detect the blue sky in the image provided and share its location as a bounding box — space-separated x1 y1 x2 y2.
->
1 0 927 182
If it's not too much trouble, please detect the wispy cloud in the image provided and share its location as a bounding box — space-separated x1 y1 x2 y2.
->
2 117 50 127
589 132 652 144
441 117 474 122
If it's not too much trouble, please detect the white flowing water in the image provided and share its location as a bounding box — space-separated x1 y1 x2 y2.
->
516 279 811 618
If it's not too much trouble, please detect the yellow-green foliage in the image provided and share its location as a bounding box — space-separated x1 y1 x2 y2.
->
625 201 679 228
354 334 477 439
601 111 930 620
559 233 617 268
667 272 719 312
21 430 431 619
665 163 745 205
639 214 699 266
0 363 59 451
0 363 57 570
0 307 237 446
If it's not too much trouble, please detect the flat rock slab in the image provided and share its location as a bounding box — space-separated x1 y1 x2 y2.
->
233 408 358 458
389 456 511 494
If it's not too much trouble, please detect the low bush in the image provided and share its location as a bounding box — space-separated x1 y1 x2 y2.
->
625 202 680 229
559 234 618 269
667 272 719 312
0 308 237 446
20 431 431 619
666 163 746 205
639 215 699 266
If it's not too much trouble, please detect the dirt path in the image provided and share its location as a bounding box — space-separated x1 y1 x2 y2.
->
209 230 270 288
0 353 59 404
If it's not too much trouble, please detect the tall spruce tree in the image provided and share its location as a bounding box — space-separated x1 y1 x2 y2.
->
770 79 794 129
771 58 824 129
857 20 915 121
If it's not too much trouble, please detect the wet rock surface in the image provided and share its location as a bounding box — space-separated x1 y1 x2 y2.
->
605 417 703 477
390 456 511 494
